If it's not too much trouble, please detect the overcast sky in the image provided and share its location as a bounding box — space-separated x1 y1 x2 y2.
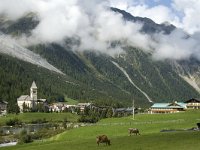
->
0 0 200 61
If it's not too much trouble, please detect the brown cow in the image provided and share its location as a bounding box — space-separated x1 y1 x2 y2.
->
96 135 111 146
128 128 140 136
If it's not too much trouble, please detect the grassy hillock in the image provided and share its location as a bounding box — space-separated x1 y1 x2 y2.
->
1 110 200 150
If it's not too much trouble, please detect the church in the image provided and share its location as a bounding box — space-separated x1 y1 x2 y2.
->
17 81 46 112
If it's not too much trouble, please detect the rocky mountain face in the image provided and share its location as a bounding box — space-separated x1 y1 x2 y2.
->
0 8 200 107
172 59 200 94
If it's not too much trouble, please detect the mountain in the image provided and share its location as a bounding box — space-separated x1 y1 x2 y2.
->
111 7 176 34
0 8 200 108
172 59 200 94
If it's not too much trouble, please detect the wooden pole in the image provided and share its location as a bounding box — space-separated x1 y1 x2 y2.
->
132 99 135 120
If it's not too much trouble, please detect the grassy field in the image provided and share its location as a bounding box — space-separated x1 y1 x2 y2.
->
1 110 200 150
0 112 79 126
64 97 78 105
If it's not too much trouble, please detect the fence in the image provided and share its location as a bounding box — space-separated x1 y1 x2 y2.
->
95 119 185 126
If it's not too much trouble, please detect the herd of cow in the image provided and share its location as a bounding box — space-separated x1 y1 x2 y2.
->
96 128 140 146
96 123 200 146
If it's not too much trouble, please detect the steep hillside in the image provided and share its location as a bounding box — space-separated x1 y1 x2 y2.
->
0 53 134 106
0 8 200 108
26 44 200 106
172 59 200 94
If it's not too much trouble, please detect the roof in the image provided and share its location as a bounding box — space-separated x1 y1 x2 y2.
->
77 103 92 107
31 81 37 89
184 98 200 103
115 107 133 112
151 102 186 109
36 99 46 102
17 95 31 101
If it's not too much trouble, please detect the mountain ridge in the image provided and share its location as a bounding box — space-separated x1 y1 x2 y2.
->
0 7 200 108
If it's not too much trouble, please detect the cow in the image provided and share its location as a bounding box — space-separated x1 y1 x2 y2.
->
128 128 140 136
197 123 200 129
96 135 111 146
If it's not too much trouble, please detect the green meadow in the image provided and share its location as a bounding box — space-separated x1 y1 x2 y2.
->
1 110 200 150
0 112 79 126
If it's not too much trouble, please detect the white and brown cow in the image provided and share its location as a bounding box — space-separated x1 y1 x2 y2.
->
128 128 140 136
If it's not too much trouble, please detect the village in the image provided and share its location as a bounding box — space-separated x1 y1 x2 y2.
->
1 81 200 116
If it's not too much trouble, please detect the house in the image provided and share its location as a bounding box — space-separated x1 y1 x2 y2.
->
184 98 200 109
149 101 187 114
76 103 92 112
17 81 46 112
113 107 133 117
49 102 65 112
0 101 8 115
49 102 76 112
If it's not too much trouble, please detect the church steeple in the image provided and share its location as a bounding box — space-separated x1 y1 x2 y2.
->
30 81 37 101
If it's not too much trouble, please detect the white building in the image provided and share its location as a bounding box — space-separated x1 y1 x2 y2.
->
17 81 46 112
184 98 200 109
76 103 92 112
49 102 76 112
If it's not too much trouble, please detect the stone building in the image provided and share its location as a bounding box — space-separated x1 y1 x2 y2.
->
17 81 46 112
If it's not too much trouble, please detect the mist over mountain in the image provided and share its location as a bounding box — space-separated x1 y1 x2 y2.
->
0 2 200 107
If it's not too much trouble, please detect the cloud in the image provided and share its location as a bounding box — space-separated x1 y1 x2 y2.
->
109 0 200 34
0 0 151 56
107 0 200 61
129 5 179 25
0 0 200 62
109 0 181 27
172 0 200 34
0 0 35 20
152 29 198 60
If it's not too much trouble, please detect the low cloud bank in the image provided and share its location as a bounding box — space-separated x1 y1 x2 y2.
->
0 0 200 61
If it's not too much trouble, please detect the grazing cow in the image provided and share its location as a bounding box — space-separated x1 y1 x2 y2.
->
197 123 200 129
96 135 111 146
128 128 140 136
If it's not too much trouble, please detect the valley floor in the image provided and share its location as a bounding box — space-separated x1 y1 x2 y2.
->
1 110 200 150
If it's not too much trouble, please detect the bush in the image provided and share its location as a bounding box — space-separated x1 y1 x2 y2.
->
0 136 4 144
33 127 64 140
63 118 68 129
18 130 33 144
0 129 4 136
6 118 22 126
30 118 47 124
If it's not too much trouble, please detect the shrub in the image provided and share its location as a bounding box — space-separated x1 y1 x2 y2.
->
33 127 64 140
18 130 33 144
0 129 4 136
30 118 47 124
6 118 22 126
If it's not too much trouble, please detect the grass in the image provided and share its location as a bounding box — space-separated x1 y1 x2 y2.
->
64 97 78 105
1 110 200 150
0 112 79 126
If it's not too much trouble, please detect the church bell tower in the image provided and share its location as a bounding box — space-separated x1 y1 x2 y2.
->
30 81 37 101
